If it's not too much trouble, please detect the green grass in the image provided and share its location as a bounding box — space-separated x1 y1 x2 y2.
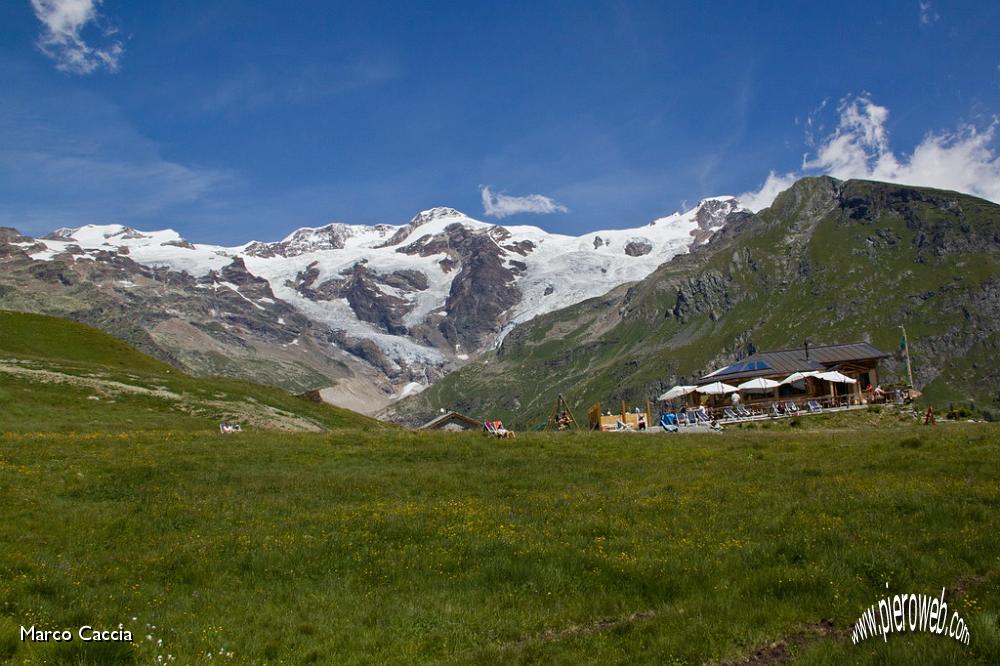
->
2 423 998 664
0 310 384 432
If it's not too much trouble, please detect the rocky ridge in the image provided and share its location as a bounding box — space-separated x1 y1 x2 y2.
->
0 197 744 412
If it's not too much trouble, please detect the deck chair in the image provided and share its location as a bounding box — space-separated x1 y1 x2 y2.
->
695 410 712 424
722 407 739 420
735 405 752 418
494 420 515 438
685 412 698 426
484 421 499 437
784 401 799 414
660 413 679 432
807 400 823 413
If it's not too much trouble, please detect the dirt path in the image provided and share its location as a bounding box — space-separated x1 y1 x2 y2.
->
718 619 848 665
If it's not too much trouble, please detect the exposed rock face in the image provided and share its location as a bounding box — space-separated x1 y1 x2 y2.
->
0 227 33 244
689 198 743 243
219 258 277 300
381 269 428 292
332 264 411 336
162 239 196 250
624 239 653 257
108 227 148 241
437 224 521 349
671 269 742 322
503 240 536 256
396 234 451 257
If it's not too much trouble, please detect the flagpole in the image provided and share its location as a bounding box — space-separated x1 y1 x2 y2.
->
899 325 914 388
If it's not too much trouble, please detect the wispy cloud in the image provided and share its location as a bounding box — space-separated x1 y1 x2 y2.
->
480 186 569 219
740 94 1000 211
0 84 230 233
30 0 123 74
918 1 939 25
200 57 398 113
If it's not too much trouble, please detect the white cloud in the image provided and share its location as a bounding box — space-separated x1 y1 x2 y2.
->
738 171 798 213
739 94 1000 211
31 0 124 74
919 1 939 25
480 185 569 219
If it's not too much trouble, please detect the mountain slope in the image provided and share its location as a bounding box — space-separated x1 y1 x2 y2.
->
0 310 384 432
387 178 1000 427
0 199 743 413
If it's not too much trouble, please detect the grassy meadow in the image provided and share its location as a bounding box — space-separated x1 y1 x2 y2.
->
2 423 999 664
2 310 999 663
0 311 383 433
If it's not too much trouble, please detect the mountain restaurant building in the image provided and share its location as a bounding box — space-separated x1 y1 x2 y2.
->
697 342 890 408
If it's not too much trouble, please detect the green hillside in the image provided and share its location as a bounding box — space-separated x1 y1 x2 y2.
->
0 310 383 432
391 178 1000 428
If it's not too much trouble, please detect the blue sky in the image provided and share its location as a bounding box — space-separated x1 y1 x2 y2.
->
2 1 999 243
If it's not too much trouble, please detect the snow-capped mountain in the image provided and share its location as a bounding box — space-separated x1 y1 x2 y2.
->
5 197 746 412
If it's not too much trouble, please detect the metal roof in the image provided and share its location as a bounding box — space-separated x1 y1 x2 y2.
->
699 342 889 383
419 411 483 430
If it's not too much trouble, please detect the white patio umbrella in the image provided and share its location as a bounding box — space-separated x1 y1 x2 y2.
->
697 381 739 395
737 377 781 391
658 385 697 401
815 370 857 384
779 371 818 385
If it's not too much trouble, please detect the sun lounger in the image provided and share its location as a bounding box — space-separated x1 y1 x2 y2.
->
784 401 799 414
660 413 679 432
684 412 698 426
695 410 712 424
484 421 514 438
722 407 739 420
807 400 823 413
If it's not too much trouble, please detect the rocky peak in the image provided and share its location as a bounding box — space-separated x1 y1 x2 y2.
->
43 227 78 241
247 223 357 258
693 198 740 232
106 226 149 241
408 207 466 228
381 208 470 248
0 227 32 244
686 197 742 244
